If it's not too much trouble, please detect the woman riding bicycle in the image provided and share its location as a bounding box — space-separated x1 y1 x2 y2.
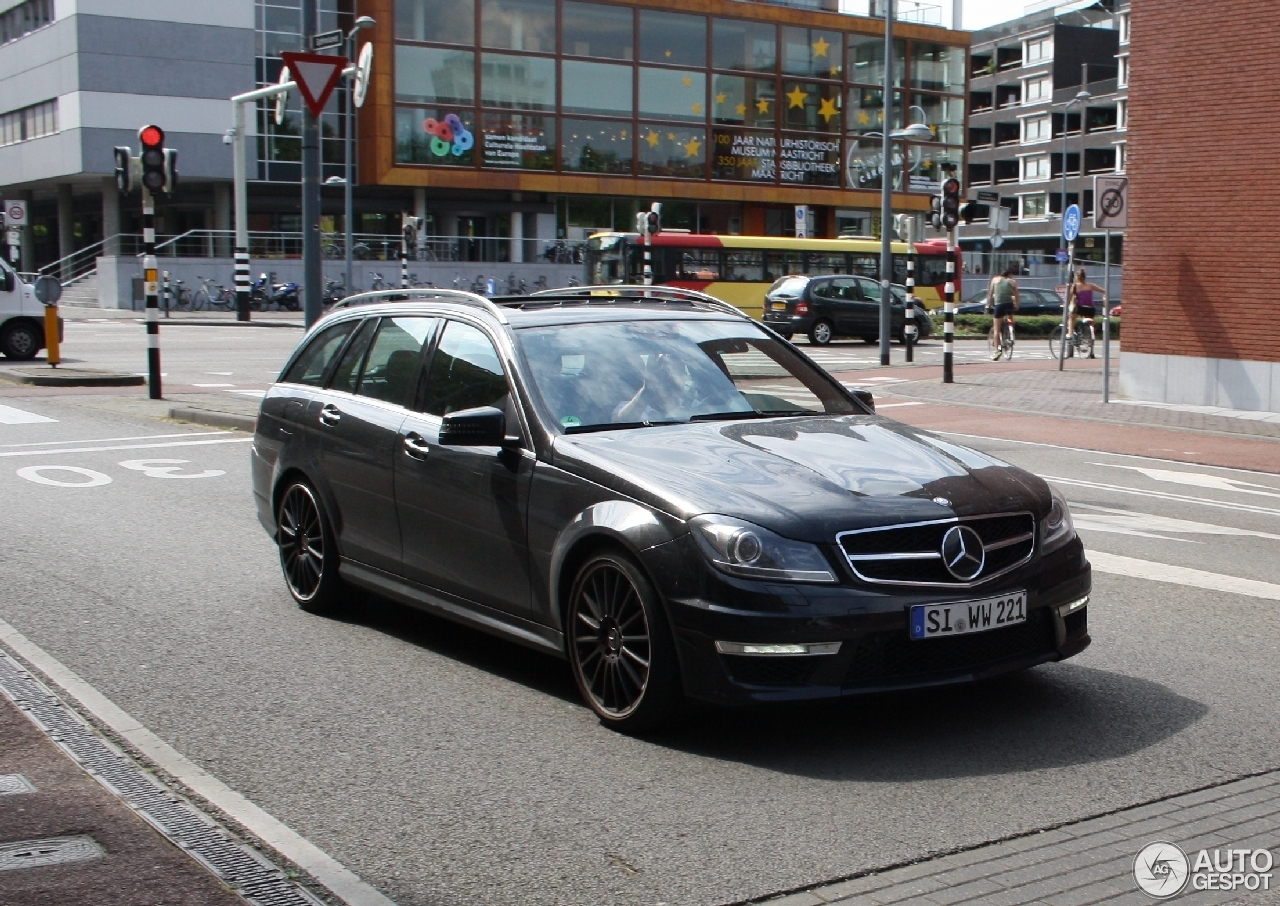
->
987 266 1020 361
1067 268 1105 358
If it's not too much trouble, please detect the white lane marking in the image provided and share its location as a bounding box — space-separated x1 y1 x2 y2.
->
131 372 168 377
227 390 266 398
1091 464 1280 499
192 383 236 388
16 466 112 488
875 401 926 409
0 618 398 906
1089 551 1280 602
0 404 56 425
1073 505 1280 543
119 459 225 479
0 431 226 449
1044 475 1280 519
206 372 234 376
0 437 253 458
932 430 1280 480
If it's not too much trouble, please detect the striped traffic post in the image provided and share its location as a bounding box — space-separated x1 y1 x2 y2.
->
162 270 171 317
904 246 916 363
142 187 162 399
235 248 251 321
943 227 955 383
401 241 409 289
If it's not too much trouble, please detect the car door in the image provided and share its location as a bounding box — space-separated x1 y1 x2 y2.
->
808 278 850 336
851 276 889 336
312 315 437 573
395 318 536 616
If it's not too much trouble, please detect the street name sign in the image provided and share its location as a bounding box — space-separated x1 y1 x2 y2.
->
311 29 344 51
976 190 1001 203
1062 204 1081 242
1093 176 1128 229
280 52 348 118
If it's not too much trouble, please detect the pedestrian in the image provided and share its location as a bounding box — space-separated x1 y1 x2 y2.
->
1067 268 1105 358
986 265 1019 360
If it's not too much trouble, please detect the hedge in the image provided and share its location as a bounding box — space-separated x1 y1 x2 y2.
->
929 313 1121 338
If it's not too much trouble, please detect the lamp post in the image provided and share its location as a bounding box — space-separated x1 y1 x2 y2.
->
1058 88 1090 272
343 16 376 296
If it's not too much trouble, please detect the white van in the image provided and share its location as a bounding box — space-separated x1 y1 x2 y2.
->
0 259 52 360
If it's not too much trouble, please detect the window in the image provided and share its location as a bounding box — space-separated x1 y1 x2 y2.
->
423 322 509 416
637 126 706 179
847 34 905 87
911 93 962 144
910 42 965 93
358 318 436 406
395 0 474 44
396 108 477 166
330 320 377 394
713 18 776 73
480 0 554 52
561 61 633 116
562 1 632 60
396 46 475 105
781 27 842 80
1118 56 1129 88
0 99 58 147
283 320 359 386
1020 194 1047 220
1023 76 1051 104
1023 36 1053 64
1116 141 1126 173
1119 12 1130 44
1021 154 1050 182
639 68 706 122
481 53 556 110
1022 114 1050 143
638 10 705 67
0 0 53 45
561 119 632 173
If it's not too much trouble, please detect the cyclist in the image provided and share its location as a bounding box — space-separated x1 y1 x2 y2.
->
987 265 1020 361
1067 268 1105 358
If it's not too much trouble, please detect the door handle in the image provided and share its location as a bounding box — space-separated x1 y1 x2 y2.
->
403 432 430 460
319 404 342 426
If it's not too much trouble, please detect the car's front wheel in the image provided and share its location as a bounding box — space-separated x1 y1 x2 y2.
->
1 321 41 360
808 319 834 345
567 551 679 732
276 480 347 614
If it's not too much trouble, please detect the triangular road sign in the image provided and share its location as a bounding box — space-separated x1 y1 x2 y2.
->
280 51 348 118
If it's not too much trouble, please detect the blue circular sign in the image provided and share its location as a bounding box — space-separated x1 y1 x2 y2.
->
1062 204 1081 242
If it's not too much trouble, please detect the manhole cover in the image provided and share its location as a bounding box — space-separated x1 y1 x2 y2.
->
0 774 36 795
0 835 104 871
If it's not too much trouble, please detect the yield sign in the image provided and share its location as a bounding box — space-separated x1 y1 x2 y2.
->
280 51 348 117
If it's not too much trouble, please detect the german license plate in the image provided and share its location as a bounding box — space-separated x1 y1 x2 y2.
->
909 591 1026 640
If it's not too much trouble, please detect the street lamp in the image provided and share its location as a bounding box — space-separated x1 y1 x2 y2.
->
1058 88 1091 252
343 15 376 294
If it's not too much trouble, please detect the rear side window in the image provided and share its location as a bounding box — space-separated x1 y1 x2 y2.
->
356 317 436 406
421 321 508 416
282 320 358 386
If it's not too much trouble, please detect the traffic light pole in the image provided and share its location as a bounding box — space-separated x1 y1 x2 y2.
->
904 244 916 363
301 0 322 328
943 226 955 384
142 186 162 399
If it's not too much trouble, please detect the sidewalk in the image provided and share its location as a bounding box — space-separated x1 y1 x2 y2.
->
59 306 305 328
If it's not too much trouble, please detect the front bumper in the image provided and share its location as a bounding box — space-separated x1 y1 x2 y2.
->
638 534 1091 704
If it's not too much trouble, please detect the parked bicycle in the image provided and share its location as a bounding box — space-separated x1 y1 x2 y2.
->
1049 320 1094 360
532 275 549 292
369 272 387 291
192 276 235 311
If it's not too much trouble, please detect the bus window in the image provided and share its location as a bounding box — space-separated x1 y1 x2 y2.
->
806 253 847 276
678 249 722 280
917 255 950 289
765 252 803 281
723 250 764 281
849 253 878 277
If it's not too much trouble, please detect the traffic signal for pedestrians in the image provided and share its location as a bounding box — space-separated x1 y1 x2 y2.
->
402 215 423 248
928 194 942 230
940 178 960 229
645 207 661 237
139 125 166 194
113 146 133 194
163 148 178 196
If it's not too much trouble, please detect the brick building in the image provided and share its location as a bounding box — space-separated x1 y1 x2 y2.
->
1121 0 1280 413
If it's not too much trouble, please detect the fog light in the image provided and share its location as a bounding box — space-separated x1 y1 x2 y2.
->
715 641 842 656
1058 595 1088 614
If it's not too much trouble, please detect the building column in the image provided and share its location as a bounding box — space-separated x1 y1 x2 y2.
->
213 182 232 257
57 183 75 277
101 178 120 256
509 209 523 263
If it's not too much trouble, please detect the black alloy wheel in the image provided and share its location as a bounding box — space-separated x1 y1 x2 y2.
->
808 319 834 345
1 322 40 360
276 481 346 614
567 552 679 731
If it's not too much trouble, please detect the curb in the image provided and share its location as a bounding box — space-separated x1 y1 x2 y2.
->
168 407 256 433
0 368 145 387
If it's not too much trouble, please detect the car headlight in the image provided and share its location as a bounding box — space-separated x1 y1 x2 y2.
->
690 515 836 583
1040 485 1076 553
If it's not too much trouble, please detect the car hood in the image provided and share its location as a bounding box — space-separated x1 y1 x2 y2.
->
552 415 1050 542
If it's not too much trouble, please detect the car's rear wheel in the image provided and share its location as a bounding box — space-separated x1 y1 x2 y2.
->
567 552 679 732
807 319 833 345
277 480 346 614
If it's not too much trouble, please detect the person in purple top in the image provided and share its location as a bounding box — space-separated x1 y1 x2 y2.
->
1067 268 1106 358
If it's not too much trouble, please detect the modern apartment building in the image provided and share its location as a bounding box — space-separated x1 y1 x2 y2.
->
957 0 1128 271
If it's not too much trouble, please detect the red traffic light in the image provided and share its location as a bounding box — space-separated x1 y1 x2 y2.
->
942 178 960 196
139 125 164 148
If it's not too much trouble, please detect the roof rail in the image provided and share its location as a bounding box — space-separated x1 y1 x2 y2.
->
333 287 509 324
525 283 741 315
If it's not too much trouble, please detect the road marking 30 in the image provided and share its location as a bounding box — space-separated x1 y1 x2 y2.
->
1041 475 1280 519
0 431 226 449
0 404 56 425
16 466 112 487
0 437 253 458
119 459 225 479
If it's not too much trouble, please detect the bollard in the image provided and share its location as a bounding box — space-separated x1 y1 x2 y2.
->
43 303 59 367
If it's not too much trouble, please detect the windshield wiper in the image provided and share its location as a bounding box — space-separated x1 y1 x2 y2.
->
564 420 685 434
689 409 823 422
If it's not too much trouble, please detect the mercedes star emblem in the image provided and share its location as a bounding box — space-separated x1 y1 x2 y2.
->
940 525 985 581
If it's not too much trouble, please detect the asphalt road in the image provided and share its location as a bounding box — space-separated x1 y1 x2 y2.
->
0 390 1273 906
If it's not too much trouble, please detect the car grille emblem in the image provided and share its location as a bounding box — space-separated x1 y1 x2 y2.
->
940 525 985 581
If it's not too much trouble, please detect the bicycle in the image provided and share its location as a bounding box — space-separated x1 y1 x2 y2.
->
988 314 1015 361
1049 320 1094 360
532 275 549 292
167 279 193 311
192 276 235 311
369 272 387 291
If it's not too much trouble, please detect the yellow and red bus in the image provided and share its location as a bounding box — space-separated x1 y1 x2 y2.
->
584 232 955 320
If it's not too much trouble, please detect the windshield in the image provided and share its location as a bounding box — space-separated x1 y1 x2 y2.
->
768 276 808 297
516 318 862 432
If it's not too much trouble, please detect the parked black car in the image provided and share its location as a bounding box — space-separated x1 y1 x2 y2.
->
252 285 1091 731
957 287 1065 317
762 274 934 345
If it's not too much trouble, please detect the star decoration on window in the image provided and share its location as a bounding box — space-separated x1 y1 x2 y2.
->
756 97 770 114
830 65 841 77
667 132 676 140
812 36 830 58
857 110 871 125
683 135 702 157
735 102 747 116
691 102 702 114
818 97 839 122
786 85 808 109
715 92 727 105
646 129 661 147
619 129 627 139
682 76 692 88
664 49 673 58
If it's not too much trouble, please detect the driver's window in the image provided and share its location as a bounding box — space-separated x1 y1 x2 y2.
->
0 262 15 293
355 317 435 406
421 321 508 417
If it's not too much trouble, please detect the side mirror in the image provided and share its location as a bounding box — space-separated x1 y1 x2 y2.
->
851 389 875 413
439 405 518 447
0 269 13 293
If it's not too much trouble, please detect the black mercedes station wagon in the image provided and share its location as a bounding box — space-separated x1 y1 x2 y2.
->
252 285 1090 731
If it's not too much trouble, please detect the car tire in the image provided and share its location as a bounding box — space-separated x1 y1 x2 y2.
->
807 320 834 345
567 550 681 732
276 480 347 615
1 321 41 361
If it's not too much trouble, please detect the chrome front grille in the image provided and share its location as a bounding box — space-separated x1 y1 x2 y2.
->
836 512 1036 587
